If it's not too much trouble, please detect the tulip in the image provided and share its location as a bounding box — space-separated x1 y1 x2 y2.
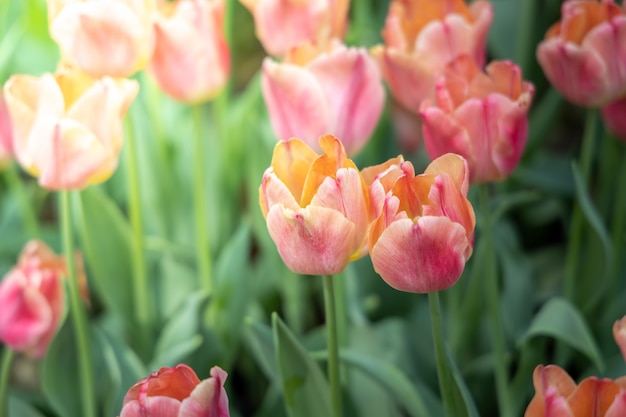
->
614 316 626 363
420 56 534 183
48 0 155 78
367 153 475 293
149 0 230 103
262 40 385 156
259 135 374 275
524 365 626 417
537 0 626 107
0 93 13 168
120 364 229 417
602 96 626 140
371 0 493 113
239 0 349 57
3 65 139 190
0 240 68 358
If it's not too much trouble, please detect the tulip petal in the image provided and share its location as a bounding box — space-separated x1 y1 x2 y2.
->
120 397 182 417
614 316 626 363
371 216 469 293
179 366 229 417
423 153 470 196
605 391 626 417
268 138 318 205
259 169 300 217
568 377 621 417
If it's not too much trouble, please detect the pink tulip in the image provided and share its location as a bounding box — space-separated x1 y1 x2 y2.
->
0 240 67 358
262 40 385 156
602 96 626 140
420 56 534 183
48 0 155 78
371 0 493 113
120 364 229 417
259 135 374 275
367 153 475 293
239 0 349 57
614 316 626 363
149 0 230 103
0 92 13 168
537 0 626 107
3 65 138 190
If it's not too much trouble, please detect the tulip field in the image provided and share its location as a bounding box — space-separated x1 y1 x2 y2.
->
2 0 626 416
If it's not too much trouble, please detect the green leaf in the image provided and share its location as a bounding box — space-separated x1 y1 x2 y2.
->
7 396 46 417
521 297 604 371
444 346 481 417
272 313 332 417
245 319 279 384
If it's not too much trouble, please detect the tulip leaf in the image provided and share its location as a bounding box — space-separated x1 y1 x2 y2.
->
245 318 279 384
272 313 332 417
522 297 604 371
8 396 46 417
444 346 481 417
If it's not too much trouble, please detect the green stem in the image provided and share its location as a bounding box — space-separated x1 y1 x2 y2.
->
480 184 512 417
428 291 455 417
0 348 14 417
564 109 597 302
5 163 39 238
611 141 626 294
514 0 536 74
60 191 95 417
193 105 213 298
323 274 341 417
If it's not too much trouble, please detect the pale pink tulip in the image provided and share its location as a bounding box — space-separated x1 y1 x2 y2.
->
371 0 493 113
602 96 626 140
0 92 13 168
120 364 229 417
259 135 374 275
614 316 626 363
262 40 384 156
3 65 138 190
367 153 475 293
420 56 534 183
537 0 626 107
240 0 349 57
48 0 155 78
149 0 230 103
0 240 67 358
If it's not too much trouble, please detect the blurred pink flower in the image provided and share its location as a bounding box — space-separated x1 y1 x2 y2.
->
3 65 138 190
149 0 230 103
0 240 67 358
371 0 493 113
537 0 626 107
602 96 626 140
240 0 349 57
0 92 13 168
389 99 423 154
614 315 626 363
262 40 384 156
48 0 155 78
367 153 475 293
120 364 229 417
420 56 534 183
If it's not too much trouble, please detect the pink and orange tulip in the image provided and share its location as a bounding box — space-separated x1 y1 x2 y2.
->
420 56 534 183
240 0 349 57
259 135 374 275
602 96 626 141
0 93 13 168
149 0 230 103
120 364 230 417
371 0 493 113
48 0 155 78
262 41 384 156
367 153 475 293
537 0 626 107
3 65 138 190
614 316 626 363
524 365 626 417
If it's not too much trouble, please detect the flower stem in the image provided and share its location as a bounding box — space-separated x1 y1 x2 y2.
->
564 109 597 303
60 191 95 417
611 141 626 295
428 291 455 417
193 105 213 298
5 163 39 238
0 347 14 417
480 184 512 417
323 274 341 417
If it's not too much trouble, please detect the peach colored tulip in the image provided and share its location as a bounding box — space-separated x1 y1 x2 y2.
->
262 40 384 156
259 135 374 275
120 364 229 417
48 0 155 78
0 240 68 358
149 0 230 103
602 96 626 140
371 0 493 113
420 56 534 183
0 92 13 168
367 153 475 293
240 0 349 57
537 0 626 107
524 365 626 417
614 316 626 363
3 65 138 190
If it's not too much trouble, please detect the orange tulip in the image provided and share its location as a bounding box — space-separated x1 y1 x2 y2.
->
259 135 374 275
3 65 138 190
537 0 626 107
